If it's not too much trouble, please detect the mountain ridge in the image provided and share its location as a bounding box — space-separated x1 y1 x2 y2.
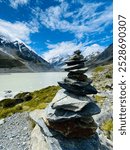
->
0 35 53 73
48 44 113 70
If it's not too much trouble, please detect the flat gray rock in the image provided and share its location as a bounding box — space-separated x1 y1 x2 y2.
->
64 63 84 71
64 77 92 86
36 118 102 150
58 81 98 95
31 124 50 150
44 102 101 122
65 59 86 66
52 89 94 112
69 67 88 73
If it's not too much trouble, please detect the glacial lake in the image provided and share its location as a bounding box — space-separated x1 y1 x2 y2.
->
0 72 68 100
0 72 91 100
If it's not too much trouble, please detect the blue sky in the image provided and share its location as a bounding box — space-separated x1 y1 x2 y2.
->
0 0 113 62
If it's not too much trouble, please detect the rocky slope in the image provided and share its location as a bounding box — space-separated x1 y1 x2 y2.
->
92 64 113 141
0 35 53 72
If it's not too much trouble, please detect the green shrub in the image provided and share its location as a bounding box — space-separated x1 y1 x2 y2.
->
0 98 24 108
105 74 112 78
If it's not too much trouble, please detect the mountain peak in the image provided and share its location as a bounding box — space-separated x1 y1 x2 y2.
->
0 34 53 73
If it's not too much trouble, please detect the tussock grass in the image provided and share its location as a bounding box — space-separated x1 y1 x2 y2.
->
92 64 113 90
94 95 106 106
100 119 113 139
93 66 105 73
101 119 113 131
0 86 60 119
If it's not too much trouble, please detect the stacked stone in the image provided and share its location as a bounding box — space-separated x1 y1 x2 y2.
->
58 50 98 96
36 50 102 150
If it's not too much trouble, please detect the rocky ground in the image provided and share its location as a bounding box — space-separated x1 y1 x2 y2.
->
0 112 32 150
0 64 113 150
92 64 113 141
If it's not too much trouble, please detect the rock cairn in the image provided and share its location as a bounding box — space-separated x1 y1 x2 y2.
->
58 50 98 96
34 50 102 150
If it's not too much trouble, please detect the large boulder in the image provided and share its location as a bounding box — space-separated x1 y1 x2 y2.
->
36 118 102 150
45 117 97 138
30 110 112 150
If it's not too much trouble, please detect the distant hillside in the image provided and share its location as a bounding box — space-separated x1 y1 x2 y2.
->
95 44 113 63
86 44 113 68
0 35 53 73
0 48 29 71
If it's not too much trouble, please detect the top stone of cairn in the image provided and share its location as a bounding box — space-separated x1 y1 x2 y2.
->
65 50 86 67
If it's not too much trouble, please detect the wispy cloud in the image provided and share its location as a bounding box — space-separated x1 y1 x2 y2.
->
0 19 38 43
36 1 112 39
42 41 105 62
9 0 29 9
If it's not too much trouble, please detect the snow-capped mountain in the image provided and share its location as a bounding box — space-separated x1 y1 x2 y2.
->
48 55 70 70
48 44 113 69
85 44 113 68
0 35 53 72
49 50 101 69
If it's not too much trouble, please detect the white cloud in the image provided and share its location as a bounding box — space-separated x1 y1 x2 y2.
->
9 0 29 9
42 41 105 62
38 2 112 39
39 2 68 29
43 41 82 62
0 19 38 43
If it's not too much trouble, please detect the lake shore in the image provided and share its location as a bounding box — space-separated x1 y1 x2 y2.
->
0 71 92 101
0 72 67 101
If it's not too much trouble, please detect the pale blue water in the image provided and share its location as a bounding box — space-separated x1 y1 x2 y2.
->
0 72 67 100
0 72 91 100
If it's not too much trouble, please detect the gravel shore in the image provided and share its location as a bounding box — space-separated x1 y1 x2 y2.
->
0 112 32 150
